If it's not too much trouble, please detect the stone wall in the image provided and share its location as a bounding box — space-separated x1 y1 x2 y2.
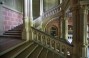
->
3 6 23 31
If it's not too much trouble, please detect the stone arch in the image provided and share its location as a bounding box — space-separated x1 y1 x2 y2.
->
44 17 60 38
50 25 58 37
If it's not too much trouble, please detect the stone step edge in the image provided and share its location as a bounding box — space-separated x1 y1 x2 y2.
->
33 40 64 58
25 45 38 58
0 40 26 56
37 47 43 58
12 42 34 58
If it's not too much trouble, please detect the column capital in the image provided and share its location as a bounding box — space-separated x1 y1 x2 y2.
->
80 1 89 6
80 1 89 10
82 43 88 47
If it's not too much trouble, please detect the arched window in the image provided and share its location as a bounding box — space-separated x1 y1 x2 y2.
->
50 26 58 37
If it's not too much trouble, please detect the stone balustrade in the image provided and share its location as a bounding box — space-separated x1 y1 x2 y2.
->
31 27 73 58
42 4 62 19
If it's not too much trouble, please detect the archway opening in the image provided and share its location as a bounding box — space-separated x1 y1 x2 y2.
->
50 26 58 37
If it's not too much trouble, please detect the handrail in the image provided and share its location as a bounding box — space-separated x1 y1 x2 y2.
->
44 4 61 14
31 27 73 58
31 27 73 47
42 4 62 18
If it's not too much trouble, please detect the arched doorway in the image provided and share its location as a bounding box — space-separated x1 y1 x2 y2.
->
50 26 58 37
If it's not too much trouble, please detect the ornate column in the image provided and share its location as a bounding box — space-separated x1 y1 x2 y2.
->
39 0 44 30
22 0 29 41
40 0 43 16
64 16 68 40
59 17 63 38
71 0 89 58
22 0 33 41
60 0 68 40
29 0 33 26
62 16 68 40
80 2 89 58
70 0 82 58
29 0 34 40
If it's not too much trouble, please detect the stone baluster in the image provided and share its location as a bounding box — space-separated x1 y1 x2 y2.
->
45 37 48 45
59 43 62 54
54 41 57 50
41 35 43 44
50 39 52 48
36 33 39 41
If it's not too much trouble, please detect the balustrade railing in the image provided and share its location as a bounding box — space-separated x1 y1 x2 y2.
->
31 27 73 58
42 4 62 18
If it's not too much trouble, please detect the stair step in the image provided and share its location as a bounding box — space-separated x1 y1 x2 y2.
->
54 53 61 58
38 48 48 58
0 41 33 58
47 51 54 58
0 35 21 38
4 32 21 34
15 43 38 58
28 46 43 58
37 47 43 58
4 33 21 35
5 31 21 33
33 41 65 58
9 29 22 31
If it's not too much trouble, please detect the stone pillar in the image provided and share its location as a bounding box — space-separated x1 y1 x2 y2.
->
29 0 33 26
71 0 89 58
62 16 68 40
29 0 34 40
60 0 62 4
81 5 88 58
22 0 29 41
64 16 68 40
22 0 33 41
59 17 62 38
71 0 82 58
40 0 43 16
39 0 43 30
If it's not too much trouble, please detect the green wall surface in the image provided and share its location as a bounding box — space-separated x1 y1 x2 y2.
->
33 0 40 19
1 0 23 12
44 0 59 11
32 0 59 19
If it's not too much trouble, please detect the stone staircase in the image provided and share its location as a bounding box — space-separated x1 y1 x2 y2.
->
0 23 63 58
0 41 63 58
0 24 23 38
0 24 69 58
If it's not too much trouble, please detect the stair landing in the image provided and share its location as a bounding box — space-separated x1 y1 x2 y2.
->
0 37 23 53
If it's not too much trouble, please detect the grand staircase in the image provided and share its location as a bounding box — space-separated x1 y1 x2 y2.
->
0 4 73 58
0 41 63 58
0 24 64 58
